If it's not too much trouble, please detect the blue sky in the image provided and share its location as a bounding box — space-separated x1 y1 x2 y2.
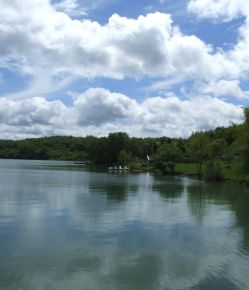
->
0 0 248 139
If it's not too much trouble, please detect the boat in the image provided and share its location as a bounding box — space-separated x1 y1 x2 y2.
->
108 165 129 171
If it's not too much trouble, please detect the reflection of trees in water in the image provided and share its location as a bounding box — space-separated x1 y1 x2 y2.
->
89 174 138 202
186 182 207 224
103 178 139 201
229 187 249 250
152 176 184 202
103 183 128 201
187 181 249 250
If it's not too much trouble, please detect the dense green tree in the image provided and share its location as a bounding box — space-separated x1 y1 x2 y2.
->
208 138 227 159
18 142 38 159
188 132 208 177
107 132 129 163
203 138 226 181
243 107 249 173
205 159 223 181
129 137 143 159
154 143 183 174
117 150 132 166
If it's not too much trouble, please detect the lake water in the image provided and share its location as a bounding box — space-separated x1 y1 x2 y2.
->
0 159 249 290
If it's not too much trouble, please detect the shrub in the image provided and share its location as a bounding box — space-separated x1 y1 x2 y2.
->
205 159 223 181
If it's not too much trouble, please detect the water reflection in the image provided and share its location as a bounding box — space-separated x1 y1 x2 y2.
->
152 175 184 201
0 160 249 289
108 253 162 290
187 181 208 224
187 181 249 250
88 173 138 201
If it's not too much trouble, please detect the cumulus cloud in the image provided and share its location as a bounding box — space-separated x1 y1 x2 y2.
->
0 88 243 139
140 94 242 137
0 0 233 81
0 96 73 139
229 21 249 79
187 0 249 21
187 0 249 81
74 88 139 126
0 0 248 85
0 0 248 105
196 80 249 99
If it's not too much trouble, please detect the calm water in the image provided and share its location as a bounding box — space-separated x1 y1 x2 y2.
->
1 160 249 290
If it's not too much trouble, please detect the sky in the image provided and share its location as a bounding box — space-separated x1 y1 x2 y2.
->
0 0 249 139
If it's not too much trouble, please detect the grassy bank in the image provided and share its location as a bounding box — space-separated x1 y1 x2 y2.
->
101 160 249 184
175 161 249 184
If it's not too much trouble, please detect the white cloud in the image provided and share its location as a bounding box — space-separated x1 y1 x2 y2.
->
0 0 234 82
187 0 249 21
187 0 249 81
148 76 186 92
164 33 234 80
140 94 242 137
5 73 77 101
74 88 139 126
0 88 243 139
0 96 73 139
196 80 249 99
229 21 249 79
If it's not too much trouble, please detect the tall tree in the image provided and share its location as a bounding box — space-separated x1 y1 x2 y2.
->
243 108 249 173
154 143 183 174
188 132 208 177
208 138 226 159
108 132 129 163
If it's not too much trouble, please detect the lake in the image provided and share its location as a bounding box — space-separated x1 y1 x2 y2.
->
0 159 249 290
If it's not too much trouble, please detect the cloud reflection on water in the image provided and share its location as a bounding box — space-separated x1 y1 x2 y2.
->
0 160 249 289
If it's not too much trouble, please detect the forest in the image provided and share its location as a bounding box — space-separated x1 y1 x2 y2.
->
0 108 249 182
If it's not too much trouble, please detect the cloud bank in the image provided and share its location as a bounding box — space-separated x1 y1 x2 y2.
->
0 0 239 80
0 88 243 139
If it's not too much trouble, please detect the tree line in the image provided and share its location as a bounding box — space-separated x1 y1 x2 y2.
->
0 108 248 179
0 133 170 163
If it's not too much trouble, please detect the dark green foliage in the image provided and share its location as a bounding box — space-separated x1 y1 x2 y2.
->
0 136 87 161
117 149 132 166
207 138 227 159
243 108 249 173
205 159 223 181
0 133 167 164
188 132 209 177
154 143 183 174
108 132 129 163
